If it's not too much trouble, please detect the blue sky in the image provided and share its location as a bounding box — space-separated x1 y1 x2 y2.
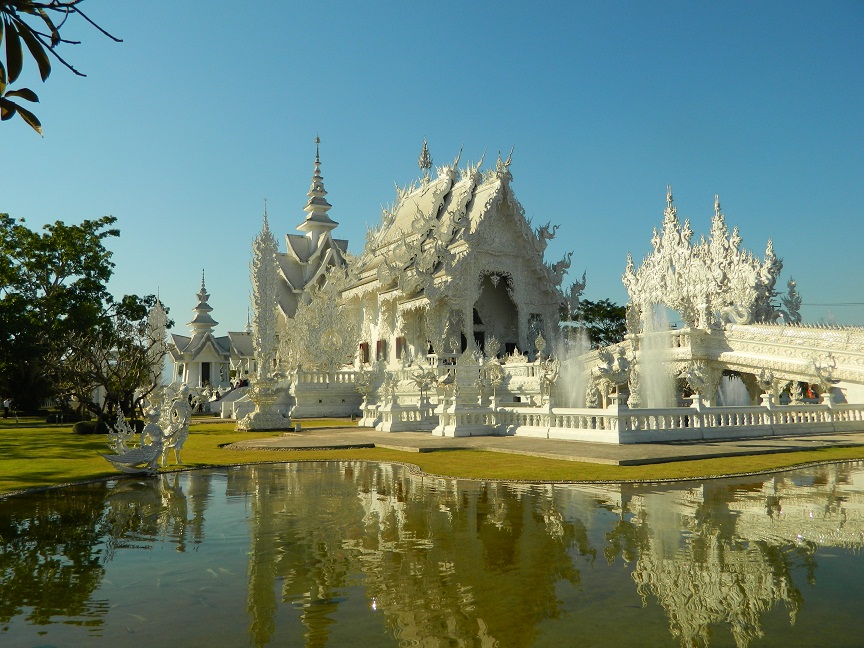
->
3 1 863 333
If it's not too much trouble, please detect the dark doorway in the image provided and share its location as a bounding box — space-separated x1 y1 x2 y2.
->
474 331 485 350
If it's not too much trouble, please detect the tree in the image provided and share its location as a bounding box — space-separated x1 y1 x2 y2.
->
570 299 627 348
58 294 172 424
1 0 121 134
0 213 118 412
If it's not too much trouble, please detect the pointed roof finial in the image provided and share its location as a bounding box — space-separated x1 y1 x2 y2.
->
495 146 514 182
298 135 338 233
189 270 218 333
418 137 432 172
262 198 271 230
666 185 674 208
452 144 463 169
714 194 721 218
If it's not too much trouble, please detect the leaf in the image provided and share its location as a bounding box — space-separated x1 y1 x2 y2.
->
5 87 38 102
16 102 42 135
0 97 17 121
4 19 23 83
18 21 51 82
0 96 41 134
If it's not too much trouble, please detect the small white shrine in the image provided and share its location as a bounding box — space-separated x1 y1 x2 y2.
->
168 274 232 389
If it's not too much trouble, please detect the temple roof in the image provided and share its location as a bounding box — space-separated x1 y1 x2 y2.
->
275 137 349 319
227 330 254 358
344 149 562 305
169 332 231 360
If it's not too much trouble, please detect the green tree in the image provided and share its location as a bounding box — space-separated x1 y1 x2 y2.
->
571 298 627 348
1 0 121 134
0 213 117 412
58 294 172 424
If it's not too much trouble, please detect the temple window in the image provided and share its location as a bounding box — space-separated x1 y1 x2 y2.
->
376 339 387 361
395 336 406 361
359 342 370 364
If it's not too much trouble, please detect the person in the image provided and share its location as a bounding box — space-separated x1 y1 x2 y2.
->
2 398 10 418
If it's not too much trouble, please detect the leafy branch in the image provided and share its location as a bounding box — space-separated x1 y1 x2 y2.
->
1 0 121 135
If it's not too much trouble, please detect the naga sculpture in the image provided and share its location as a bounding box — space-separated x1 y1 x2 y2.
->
101 386 196 475
101 408 164 475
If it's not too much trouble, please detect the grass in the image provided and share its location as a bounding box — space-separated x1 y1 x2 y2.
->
2 416 864 496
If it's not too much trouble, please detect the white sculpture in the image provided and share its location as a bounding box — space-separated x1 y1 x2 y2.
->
238 206 289 431
251 206 280 382
160 384 194 465
622 190 785 330
101 408 164 475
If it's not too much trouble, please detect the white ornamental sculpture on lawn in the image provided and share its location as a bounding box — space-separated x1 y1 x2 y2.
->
102 408 165 475
238 206 287 431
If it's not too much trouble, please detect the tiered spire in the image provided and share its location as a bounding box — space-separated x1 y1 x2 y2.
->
187 270 218 334
297 136 338 247
299 136 337 225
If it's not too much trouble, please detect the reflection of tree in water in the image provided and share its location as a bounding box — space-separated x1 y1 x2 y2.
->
0 482 111 629
235 462 597 648
0 472 208 636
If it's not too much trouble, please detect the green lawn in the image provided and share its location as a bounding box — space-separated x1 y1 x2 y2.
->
2 416 864 496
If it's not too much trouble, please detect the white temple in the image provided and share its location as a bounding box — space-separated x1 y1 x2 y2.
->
167 137 864 441
342 144 567 364
168 273 232 389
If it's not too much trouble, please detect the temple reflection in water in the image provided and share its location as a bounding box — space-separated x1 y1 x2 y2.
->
1 460 863 646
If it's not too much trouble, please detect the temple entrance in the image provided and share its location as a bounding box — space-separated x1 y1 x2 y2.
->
474 274 518 353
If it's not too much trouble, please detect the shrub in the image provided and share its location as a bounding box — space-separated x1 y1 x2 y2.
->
72 420 109 435
72 418 143 435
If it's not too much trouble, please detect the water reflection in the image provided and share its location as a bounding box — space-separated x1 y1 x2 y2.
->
1 461 863 646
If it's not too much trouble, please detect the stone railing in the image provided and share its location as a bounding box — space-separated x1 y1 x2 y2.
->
379 401 437 432
493 401 864 444
295 369 357 385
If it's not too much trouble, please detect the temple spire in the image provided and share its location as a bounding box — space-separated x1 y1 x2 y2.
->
188 270 218 335
297 135 338 247
714 194 722 218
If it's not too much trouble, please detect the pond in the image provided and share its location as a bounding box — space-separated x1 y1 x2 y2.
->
2 460 864 647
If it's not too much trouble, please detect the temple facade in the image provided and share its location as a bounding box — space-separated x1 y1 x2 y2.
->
342 144 569 365
168 274 232 389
